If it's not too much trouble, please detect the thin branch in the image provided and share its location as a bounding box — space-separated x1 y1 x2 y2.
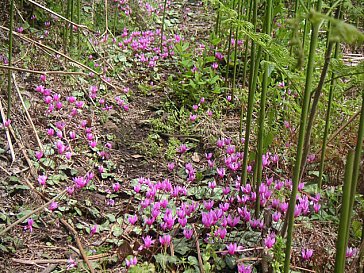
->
0 26 122 92
26 0 91 31
192 224 205 273
12 73 43 151
0 64 87 76
60 218 95 273
0 100 16 162
0 189 67 237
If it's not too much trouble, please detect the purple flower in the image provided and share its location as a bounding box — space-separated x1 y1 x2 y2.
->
183 228 193 239
346 247 358 258
128 214 138 225
112 182 121 192
90 224 97 236
211 62 218 69
238 264 252 273
226 243 238 255
35 151 43 160
216 167 225 178
125 256 137 268
313 202 321 213
67 257 77 270
73 176 87 189
24 218 34 232
49 201 58 211
159 234 171 247
38 175 47 186
142 235 155 249
301 248 313 261
177 144 188 154
264 233 276 249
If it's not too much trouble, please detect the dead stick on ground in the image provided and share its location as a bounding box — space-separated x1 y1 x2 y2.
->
0 64 88 76
12 73 43 151
192 224 205 273
0 100 16 162
0 26 121 92
60 219 95 273
26 0 91 31
12 252 113 265
290 265 316 273
0 189 67 237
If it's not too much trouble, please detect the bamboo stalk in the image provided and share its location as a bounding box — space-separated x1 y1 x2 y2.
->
283 1 323 271
334 151 354 273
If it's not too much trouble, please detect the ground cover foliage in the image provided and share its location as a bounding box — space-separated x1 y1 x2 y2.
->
0 0 363 272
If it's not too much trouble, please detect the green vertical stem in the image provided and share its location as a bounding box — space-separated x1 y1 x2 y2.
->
346 91 364 240
224 0 236 87
334 151 354 273
113 3 118 35
255 0 272 217
289 0 300 55
240 0 257 186
282 2 322 272
318 35 341 189
64 0 71 53
7 0 14 119
300 5 341 182
232 0 243 98
241 0 252 88
77 0 81 48
302 0 311 51
160 0 168 53
70 0 74 48
215 3 221 37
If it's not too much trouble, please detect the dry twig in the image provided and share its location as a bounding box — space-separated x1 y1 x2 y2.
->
12 73 43 151
0 100 16 162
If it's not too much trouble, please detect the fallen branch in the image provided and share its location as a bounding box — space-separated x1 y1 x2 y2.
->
0 26 121 92
26 0 91 31
0 64 88 76
60 219 95 273
12 73 43 151
192 224 205 273
0 100 16 162
0 189 67 237
290 265 316 273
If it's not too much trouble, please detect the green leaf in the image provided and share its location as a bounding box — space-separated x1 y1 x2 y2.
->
106 213 116 223
112 226 123 237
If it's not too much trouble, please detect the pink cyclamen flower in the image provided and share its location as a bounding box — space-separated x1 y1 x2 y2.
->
112 182 121 192
190 114 197 122
24 218 34 232
35 151 43 160
90 224 97 236
67 257 77 270
4 119 11 127
238 264 252 273
301 248 313 261
142 235 155 249
346 247 358 258
159 234 171 247
183 228 193 240
49 201 58 211
125 256 137 268
264 233 276 249
128 214 138 225
211 62 218 69
40 74 46 82
177 144 188 154
226 243 238 255
38 175 47 186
